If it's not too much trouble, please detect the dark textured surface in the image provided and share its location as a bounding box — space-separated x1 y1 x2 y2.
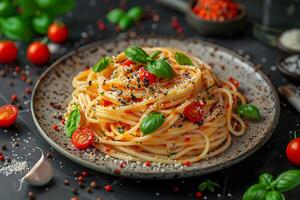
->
0 0 299 199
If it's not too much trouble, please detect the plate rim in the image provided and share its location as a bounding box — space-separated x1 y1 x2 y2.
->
31 36 280 179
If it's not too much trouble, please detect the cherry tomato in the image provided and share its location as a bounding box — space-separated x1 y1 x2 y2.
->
183 101 205 123
286 137 300 166
139 67 157 84
0 105 18 127
102 100 112 107
27 41 50 65
48 22 69 44
0 41 17 63
123 59 135 66
71 127 94 149
228 76 240 88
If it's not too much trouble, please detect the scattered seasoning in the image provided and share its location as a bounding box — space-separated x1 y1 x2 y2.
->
64 179 70 185
104 184 112 192
280 54 300 75
86 186 93 193
81 170 89 177
0 155 4 162
52 124 59 131
0 159 28 176
114 169 121 174
170 17 184 33
77 175 84 182
46 152 53 159
11 94 17 101
28 191 35 200
97 20 106 31
192 0 239 22
120 162 126 168
72 188 78 195
195 191 203 198
183 160 192 167
144 160 151 167
1 144 7 150
90 181 97 188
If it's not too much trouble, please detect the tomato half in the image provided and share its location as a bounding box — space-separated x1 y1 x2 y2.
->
139 67 157 84
71 127 94 149
123 60 135 66
286 138 300 166
0 105 18 127
183 101 205 123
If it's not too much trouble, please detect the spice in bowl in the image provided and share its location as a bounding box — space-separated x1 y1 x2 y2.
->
280 54 300 75
192 0 240 22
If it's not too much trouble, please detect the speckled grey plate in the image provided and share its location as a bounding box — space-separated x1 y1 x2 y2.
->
31 37 280 179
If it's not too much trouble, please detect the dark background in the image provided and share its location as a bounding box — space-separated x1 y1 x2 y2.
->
0 0 299 199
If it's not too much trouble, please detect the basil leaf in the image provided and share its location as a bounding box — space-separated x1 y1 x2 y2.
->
127 6 143 22
33 13 53 34
141 112 164 134
0 0 16 17
274 170 300 192
92 56 111 73
146 59 174 78
198 182 208 191
106 8 126 24
175 52 194 66
118 15 133 31
147 50 162 62
265 191 285 200
242 184 268 200
18 0 39 16
124 46 149 63
0 16 32 41
36 0 74 16
259 173 274 187
198 180 219 192
65 107 81 137
237 104 261 121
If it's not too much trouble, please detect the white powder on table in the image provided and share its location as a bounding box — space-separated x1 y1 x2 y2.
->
0 159 28 176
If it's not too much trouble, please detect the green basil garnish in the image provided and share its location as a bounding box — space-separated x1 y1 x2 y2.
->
127 6 143 22
198 179 220 193
146 59 174 78
117 126 125 134
106 8 126 24
140 112 165 134
265 191 285 200
274 170 300 192
92 56 111 73
118 15 133 31
65 107 81 137
124 46 149 63
259 173 274 187
242 170 300 200
147 50 162 62
237 104 261 121
175 52 193 66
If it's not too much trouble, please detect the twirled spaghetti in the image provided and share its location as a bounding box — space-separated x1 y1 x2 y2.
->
65 47 249 164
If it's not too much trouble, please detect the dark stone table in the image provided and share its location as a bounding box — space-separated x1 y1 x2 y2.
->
0 0 299 199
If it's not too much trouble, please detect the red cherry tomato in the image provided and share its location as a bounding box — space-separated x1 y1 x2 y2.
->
139 67 157 84
27 42 50 65
123 60 135 66
71 127 94 149
228 76 240 88
48 22 69 44
0 105 18 127
102 100 112 107
183 101 205 123
286 137 300 166
0 41 18 63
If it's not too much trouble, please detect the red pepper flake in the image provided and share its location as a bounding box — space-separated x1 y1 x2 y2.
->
120 162 126 168
228 76 240 88
81 170 89 177
0 155 4 161
114 169 121 174
52 124 59 131
61 119 65 125
104 184 112 192
144 160 151 167
171 17 184 34
21 75 27 81
183 160 192 167
195 191 203 198
97 20 106 31
11 94 17 101
15 66 21 73
173 186 179 192
25 88 32 94
77 175 84 182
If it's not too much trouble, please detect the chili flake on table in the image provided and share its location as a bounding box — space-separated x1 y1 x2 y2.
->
192 0 239 22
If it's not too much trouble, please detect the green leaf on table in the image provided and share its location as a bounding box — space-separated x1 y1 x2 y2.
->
242 184 268 200
198 179 220 193
259 173 274 187
106 8 126 24
0 16 32 41
274 170 300 192
265 191 285 200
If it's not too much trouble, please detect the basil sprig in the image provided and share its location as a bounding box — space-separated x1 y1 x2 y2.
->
124 46 150 63
140 112 165 134
243 170 300 200
92 56 111 73
175 52 194 66
198 179 220 193
237 104 261 121
65 107 81 137
146 59 174 78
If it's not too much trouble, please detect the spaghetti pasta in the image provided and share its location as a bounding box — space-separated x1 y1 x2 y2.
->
65 46 249 164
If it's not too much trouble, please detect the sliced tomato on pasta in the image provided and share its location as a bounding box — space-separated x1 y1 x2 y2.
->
184 102 205 123
71 127 94 149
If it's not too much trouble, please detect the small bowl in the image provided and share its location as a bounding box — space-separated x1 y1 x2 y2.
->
277 54 300 81
278 29 300 54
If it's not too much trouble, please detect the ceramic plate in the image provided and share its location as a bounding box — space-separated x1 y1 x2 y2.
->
31 37 280 179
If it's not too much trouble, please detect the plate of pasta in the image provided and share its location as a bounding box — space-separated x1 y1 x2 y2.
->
31 37 279 179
